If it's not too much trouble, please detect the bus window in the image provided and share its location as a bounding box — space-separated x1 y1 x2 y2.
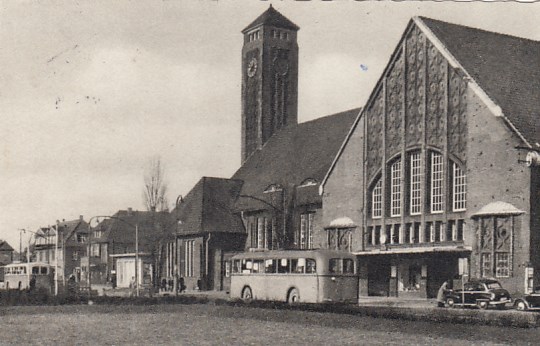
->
343 259 355 274
233 260 241 274
40 267 48 275
292 258 305 273
278 259 289 273
252 259 264 273
306 259 316 274
32 266 39 275
243 259 253 273
265 259 276 273
329 259 340 274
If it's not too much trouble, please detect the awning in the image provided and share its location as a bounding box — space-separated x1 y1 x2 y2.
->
353 245 472 256
326 217 357 229
472 201 525 217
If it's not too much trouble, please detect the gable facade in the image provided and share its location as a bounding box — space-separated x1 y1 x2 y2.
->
322 17 540 297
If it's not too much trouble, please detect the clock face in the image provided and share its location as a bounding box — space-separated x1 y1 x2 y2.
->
274 58 289 76
247 58 258 77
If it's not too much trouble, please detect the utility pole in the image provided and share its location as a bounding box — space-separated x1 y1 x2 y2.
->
54 220 59 296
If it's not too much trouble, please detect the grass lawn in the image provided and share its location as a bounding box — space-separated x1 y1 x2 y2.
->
0 304 538 345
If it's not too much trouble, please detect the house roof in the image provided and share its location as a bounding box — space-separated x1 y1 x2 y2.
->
232 108 360 211
169 177 245 235
419 16 540 147
95 210 169 251
0 240 14 252
242 5 299 33
59 218 88 244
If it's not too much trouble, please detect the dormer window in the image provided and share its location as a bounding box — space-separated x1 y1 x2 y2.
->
299 178 317 188
264 184 283 193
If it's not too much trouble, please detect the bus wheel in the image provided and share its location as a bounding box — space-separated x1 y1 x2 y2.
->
288 288 300 304
241 286 253 301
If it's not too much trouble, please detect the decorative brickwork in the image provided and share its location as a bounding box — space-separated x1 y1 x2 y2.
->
405 26 426 149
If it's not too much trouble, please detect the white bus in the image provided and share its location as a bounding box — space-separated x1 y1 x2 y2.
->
2 262 52 291
230 250 358 304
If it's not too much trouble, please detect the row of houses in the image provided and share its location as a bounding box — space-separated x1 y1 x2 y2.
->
23 7 540 298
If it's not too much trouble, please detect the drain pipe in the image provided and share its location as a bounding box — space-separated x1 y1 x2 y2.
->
205 233 212 290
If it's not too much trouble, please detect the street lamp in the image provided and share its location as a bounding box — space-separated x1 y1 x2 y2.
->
88 215 140 297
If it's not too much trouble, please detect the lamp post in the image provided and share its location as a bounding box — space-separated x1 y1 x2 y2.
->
88 215 140 297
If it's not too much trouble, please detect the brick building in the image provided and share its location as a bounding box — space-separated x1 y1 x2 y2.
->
162 7 359 291
320 17 540 297
34 217 88 284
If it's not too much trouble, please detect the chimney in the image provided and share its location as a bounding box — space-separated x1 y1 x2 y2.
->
79 215 84 221
127 207 133 215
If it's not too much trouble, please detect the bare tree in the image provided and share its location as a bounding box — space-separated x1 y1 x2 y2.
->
143 156 169 212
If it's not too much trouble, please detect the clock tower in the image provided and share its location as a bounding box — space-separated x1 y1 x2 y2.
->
241 6 299 162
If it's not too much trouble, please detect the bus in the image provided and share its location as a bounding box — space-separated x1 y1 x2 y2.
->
2 262 53 291
230 250 358 304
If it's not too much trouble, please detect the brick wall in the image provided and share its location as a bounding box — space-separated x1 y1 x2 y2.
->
465 87 532 295
321 116 365 251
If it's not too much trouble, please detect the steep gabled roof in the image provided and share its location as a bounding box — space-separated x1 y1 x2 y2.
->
419 16 540 147
242 5 299 33
232 108 360 211
169 177 245 235
0 240 14 252
96 210 169 251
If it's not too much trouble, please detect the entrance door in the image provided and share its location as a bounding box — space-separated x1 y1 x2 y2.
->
368 258 390 296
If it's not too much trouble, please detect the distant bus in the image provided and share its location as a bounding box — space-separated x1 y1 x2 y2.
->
230 250 358 304
2 262 53 291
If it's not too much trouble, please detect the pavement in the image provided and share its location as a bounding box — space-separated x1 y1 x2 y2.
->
99 286 439 308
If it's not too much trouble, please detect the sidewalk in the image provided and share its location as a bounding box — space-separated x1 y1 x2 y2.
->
357 296 438 308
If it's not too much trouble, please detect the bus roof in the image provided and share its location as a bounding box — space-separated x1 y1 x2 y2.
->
231 249 355 260
3 262 51 268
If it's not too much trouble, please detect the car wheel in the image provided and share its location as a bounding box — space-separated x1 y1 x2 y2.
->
445 297 456 308
516 300 528 311
241 286 253 302
288 288 300 304
477 300 489 310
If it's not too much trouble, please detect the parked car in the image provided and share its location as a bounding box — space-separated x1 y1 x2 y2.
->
514 287 540 311
445 279 511 309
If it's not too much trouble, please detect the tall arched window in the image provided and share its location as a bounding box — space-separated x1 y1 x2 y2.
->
390 159 402 217
430 152 444 213
371 178 382 219
409 151 422 215
452 161 467 211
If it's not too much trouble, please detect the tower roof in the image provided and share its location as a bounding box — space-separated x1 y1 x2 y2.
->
242 5 299 33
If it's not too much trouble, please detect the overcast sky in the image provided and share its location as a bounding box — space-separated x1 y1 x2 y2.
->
1 0 539 249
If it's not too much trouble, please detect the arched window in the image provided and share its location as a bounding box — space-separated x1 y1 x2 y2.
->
371 178 382 219
409 151 422 215
430 152 444 213
390 159 402 217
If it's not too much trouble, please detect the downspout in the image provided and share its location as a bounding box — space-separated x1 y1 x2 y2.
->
206 233 212 290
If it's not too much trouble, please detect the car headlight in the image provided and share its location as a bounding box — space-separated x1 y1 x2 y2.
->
490 293 496 300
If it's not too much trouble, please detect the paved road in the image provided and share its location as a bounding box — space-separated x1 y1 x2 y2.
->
0 304 537 345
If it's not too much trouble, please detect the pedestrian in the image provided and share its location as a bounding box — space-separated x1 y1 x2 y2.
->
129 276 136 297
67 274 77 296
437 279 451 307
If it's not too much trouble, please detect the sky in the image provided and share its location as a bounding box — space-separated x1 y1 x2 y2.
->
1 0 539 250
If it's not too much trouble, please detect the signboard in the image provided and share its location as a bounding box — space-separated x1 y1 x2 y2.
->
458 258 468 276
